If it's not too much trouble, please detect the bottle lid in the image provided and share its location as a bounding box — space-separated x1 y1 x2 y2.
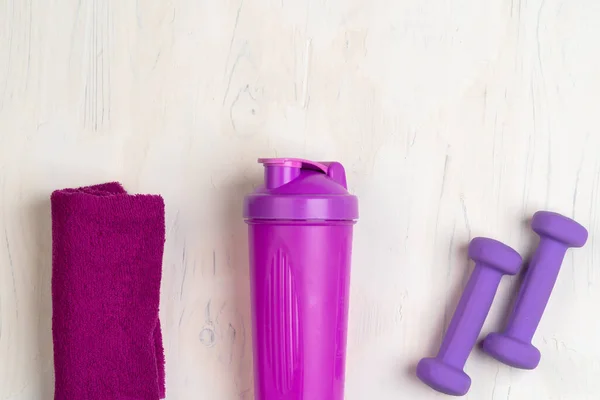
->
243 158 359 221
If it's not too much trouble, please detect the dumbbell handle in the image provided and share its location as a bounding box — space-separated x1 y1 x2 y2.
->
503 239 567 342
438 264 503 368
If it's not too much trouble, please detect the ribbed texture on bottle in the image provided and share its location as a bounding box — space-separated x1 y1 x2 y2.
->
264 248 300 394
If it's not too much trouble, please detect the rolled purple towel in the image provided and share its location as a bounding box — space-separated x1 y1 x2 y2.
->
51 182 166 399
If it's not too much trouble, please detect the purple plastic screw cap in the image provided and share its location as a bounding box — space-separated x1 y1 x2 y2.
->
244 158 358 221
483 211 588 369
417 237 522 396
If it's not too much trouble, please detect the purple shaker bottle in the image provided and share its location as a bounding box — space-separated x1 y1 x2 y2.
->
243 158 359 400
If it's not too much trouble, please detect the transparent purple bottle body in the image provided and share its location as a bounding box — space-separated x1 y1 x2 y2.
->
244 159 359 400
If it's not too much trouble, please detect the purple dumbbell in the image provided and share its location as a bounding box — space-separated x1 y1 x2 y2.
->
483 211 588 369
417 237 522 396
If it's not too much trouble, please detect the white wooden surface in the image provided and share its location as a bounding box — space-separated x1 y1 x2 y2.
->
1 0 599 399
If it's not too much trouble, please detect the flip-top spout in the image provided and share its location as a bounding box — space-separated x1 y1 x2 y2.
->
258 158 348 189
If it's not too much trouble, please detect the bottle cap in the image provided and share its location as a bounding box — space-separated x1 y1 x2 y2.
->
243 158 359 221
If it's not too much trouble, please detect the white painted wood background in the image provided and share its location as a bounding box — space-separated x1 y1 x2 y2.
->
1 0 599 399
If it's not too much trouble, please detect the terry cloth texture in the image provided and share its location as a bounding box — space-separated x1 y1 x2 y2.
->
51 182 166 400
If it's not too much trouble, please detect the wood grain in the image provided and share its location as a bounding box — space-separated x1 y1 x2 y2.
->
1 0 599 399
